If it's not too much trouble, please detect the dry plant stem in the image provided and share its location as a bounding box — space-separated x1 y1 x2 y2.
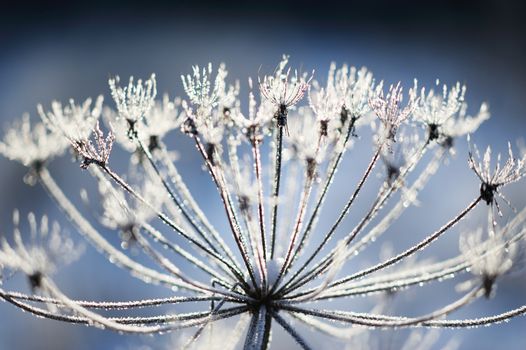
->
270 124 284 260
277 122 361 290
98 163 251 291
329 196 482 288
279 284 484 328
132 225 243 298
136 136 240 272
157 142 234 260
43 165 240 298
277 143 383 294
141 223 234 286
1 289 231 310
282 296 526 329
281 144 436 295
0 288 224 325
227 136 267 289
319 224 526 300
89 165 237 284
244 305 272 350
283 134 323 264
41 277 202 334
344 147 445 262
192 136 260 292
269 134 323 293
142 223 237 288
284 195 481 298
252 140 268 265
37 167 190 289
288 118 357 263
1 291 247 328
0 288 247 326
2 279 248 334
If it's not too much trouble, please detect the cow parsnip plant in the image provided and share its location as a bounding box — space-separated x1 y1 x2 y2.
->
1 56 525 349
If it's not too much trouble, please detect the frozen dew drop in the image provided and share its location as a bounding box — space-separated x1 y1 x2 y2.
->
23 172 37 186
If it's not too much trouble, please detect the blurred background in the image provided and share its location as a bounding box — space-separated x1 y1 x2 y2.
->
1 0 526 349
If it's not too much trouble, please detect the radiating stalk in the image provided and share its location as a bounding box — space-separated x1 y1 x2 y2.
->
99 163 252 293
38 167 190 290
269 125 284 260
136 136 242 273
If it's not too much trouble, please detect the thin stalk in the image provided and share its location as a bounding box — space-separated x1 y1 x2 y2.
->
270 125 284 260
287 116 356 266
193 136 260 292
284 195 481 295
253 140 268 266
280 142 432 294
2 290 233 310
38 167 191 290
89 165 237 284
281 284 483 327
7 279 248 334
142 223 235 286
269 135 321 293
227 135 266 291
328 196 482 288
132 226 246 300
157 142 235 261
99 164 250 291
136 136 241 272
277 143 383 293
344 148 444 261
317 226 526 300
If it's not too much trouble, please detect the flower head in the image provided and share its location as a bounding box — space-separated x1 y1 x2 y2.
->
0 211 82 290
413 80 489 145
71 121 115 169
109 74 157 138
0 114 66 167
468 138 525 208
259 55 313 129
230 78 275 144
37 96 103 142
308 79 340 126
369 82 415 143
332 64 380 120
459 227 518 298
106 94 184 154
181 63 237 113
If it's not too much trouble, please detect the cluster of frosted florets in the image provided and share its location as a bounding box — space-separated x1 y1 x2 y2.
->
1 56 525 349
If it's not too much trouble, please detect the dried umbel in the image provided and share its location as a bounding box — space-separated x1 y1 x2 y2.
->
1 57 525 349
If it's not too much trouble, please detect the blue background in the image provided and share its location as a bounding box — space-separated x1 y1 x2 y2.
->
1 1 525 349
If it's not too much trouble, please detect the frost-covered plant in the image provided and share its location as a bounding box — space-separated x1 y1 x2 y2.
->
1 56 526 349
